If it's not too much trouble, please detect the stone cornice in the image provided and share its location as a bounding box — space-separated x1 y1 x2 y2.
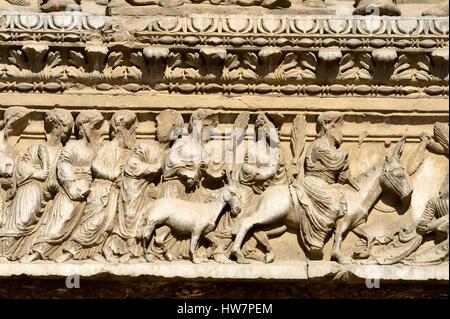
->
0 12 448 47
0 12 448 97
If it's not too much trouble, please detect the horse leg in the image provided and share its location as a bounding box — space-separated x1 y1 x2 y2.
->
331 216 353 264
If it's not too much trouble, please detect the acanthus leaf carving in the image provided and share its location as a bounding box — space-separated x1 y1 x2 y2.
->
337 53 373 81
393 53 433 82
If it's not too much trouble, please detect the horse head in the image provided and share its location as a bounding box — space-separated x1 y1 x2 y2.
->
380 136 414 206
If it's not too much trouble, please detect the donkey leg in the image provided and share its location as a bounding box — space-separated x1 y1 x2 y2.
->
143 222 156 243
232 190 289 264
258 224 288 263
142 220 159 262
254 231 275 263
351 224 374 259
352 224 373 246
155 226 171 246
231 218 256 264
331 217 353 264
190 230 208 264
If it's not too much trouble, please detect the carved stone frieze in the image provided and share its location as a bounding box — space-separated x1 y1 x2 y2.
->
0 0 448 293
0 105 446 275
0 12 448 96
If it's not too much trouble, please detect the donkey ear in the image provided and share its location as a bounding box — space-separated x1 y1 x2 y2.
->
232 164 241 184
391 136 407 160
225 166 232 183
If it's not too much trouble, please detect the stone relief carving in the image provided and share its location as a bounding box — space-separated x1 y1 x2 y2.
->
18 110 104 262
0 0 447 292
353 0 401 16
3 0 30 7
0 106 446 267
102 110 182 263
120 0 292 9
422 1 449 16
353 122 449 265
40 0 81 12
230 112 415 264
0 45 447 97
0 107 32 231
0 108 73 260
0 10 447 97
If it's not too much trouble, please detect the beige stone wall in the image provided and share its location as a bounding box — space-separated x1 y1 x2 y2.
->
0 1 448 288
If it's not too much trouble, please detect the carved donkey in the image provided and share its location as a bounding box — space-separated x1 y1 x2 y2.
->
142 171 241 264
231 137 413 264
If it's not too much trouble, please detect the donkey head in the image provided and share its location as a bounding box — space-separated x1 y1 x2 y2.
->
224 167 241 216
380 136 414 205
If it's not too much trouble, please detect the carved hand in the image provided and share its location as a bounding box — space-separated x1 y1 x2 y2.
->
65 183 89 201
347 176 360 192
33 169 49 181
419 132 431 143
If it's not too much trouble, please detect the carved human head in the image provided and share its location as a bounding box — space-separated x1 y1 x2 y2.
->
110 110 138 149
432 122 449 156
0 151 14 177
188 109 218 141
316 111 344 147
255 113 279 145
155 110 184 144
44 109 74 144
75 110 104 143
380 136 413 205
0 107 32 143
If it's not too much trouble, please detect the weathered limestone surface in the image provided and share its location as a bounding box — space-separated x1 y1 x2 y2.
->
0 0 448 298
0 261 448 281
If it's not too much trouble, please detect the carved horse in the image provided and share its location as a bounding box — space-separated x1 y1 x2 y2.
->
231 137 413 264
142 177 241 264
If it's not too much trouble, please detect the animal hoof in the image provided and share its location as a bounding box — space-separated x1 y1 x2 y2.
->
20 252 40 263
214 253 233 264
164 252 174 262
119 253 132 264
235 255 251 264
264 252 274 264
231 250 251 264
353 248 370 260
144 254 155 263
55 252 73 263
331 253 353 265
192 255 209 264
91 253 106 263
